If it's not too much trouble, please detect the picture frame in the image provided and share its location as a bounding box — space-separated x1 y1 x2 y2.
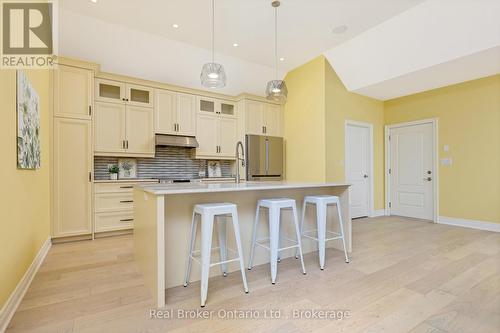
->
16 70 41 169
207 160 222 178
118 158 137 179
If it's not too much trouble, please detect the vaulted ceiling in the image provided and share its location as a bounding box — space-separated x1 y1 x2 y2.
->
58 0 500 100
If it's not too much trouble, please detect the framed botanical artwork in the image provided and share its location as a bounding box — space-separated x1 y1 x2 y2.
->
207 160 222 178
17 70 41 169
118 158 137 179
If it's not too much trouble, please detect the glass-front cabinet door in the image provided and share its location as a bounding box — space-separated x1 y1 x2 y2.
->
198 97 216 114
96 79 125 104
126 84 154 108
220 100 236 117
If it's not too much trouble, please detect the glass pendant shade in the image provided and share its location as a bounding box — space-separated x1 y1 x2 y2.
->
266 79 287 102
201 62 226 88
265 1 287 103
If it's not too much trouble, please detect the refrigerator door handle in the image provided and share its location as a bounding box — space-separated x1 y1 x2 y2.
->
265 138 269 174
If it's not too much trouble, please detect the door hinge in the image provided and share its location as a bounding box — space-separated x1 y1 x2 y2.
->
388 168 391 175
388 135 391 141
389 202 392 208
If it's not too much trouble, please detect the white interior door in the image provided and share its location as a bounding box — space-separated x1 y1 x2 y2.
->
346 123 371 218
390 123 434 220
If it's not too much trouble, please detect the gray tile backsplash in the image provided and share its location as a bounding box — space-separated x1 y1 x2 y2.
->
94 146 233 180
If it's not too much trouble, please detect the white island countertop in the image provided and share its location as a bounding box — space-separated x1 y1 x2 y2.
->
136 181 350 195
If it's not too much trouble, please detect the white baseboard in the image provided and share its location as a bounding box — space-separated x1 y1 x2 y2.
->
0 237 51 333
438 216 500 232
370 209 386 217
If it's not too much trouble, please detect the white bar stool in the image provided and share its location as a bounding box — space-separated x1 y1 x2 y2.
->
297 195 349 270
184 203 249 307
248 198 306 284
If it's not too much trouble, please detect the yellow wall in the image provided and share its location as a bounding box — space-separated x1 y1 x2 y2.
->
284 56 326 182
385 75 500 223
0 69 51 308
283 56 385 210
324 60 385 210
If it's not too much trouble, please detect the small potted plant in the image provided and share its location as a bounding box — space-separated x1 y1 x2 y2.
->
108 165 119 180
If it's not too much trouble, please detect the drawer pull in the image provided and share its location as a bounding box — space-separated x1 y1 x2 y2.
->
120 200 134 203
120 186 134 189
120 218 134 222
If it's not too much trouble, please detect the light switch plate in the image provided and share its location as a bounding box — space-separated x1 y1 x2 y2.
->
443 145 449 152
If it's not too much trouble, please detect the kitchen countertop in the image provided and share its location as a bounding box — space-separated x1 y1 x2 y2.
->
137 181 350 195
94 179 159 183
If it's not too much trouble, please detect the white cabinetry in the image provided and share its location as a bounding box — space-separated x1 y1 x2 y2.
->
94 79 154 157
94 181 157 233
52 64 94 239
155 89 196 136
244 100 283 136
195 96 238 159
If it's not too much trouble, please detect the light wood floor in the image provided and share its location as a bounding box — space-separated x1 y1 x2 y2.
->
7 216 500 333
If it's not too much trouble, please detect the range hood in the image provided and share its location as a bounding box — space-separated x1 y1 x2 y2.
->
155 134 199 148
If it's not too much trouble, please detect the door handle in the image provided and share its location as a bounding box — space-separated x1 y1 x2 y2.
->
423 177 432 181
363 174 368 178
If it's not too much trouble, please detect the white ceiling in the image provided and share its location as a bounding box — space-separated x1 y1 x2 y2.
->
60 0 425 71
59 0 500 100
324 0 500 100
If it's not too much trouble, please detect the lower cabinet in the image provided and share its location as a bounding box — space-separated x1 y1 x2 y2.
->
94 181 156 233
52 117 93 238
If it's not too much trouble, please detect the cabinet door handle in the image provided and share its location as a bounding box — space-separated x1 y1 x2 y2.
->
120 200 133 203
88 105 92 116
89 172 92 182
120 186 134 189
126 140 129 149
120 219 134 222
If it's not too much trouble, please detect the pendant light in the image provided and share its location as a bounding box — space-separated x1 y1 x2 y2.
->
201 0 226 88
266 1 287 102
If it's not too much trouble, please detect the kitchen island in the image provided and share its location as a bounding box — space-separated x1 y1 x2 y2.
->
133 182 351 308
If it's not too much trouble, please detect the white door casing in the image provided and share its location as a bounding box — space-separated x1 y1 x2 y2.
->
345 121 373 218
387 121 436 221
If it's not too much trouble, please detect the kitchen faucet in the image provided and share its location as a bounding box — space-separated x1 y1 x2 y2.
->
235 141 245 184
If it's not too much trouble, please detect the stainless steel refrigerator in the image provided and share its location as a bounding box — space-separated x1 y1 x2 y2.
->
245 134 283 181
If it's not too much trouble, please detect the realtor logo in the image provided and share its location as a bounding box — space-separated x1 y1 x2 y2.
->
1 1 55 68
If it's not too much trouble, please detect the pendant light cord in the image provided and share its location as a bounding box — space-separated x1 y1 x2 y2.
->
274 5 278 80
212 0 215 63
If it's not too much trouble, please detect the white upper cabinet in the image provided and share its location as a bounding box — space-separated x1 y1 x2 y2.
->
127 83 154 107
94 101 127 154
263 103 282 137
96 79 153 108
176 93 196 136
245 100 265 135
155 89 196 136
155 89 177 134
94 102 154 157
197 96 236 118
195 113 218 156
220 100 236 117
218 117 238 158
53 65 93 119
125 105 155 154
244 100 282 136
96 79 125 104
195 97 239 159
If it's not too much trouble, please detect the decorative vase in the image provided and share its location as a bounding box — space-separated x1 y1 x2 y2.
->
110 173 118 180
